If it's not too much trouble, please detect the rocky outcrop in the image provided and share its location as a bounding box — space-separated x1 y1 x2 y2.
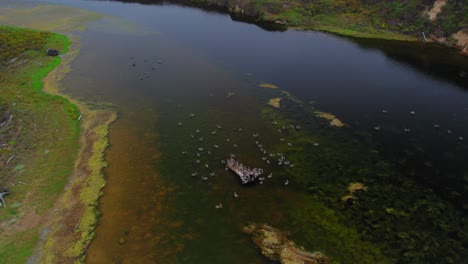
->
243 223 330 264
425 0 447 21
46 48 59 56
452 29 468 56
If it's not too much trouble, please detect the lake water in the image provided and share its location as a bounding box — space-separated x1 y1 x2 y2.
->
12 0 468 262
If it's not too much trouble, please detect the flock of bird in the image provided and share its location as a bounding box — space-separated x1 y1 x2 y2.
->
128 57 465 210
373 110 464 142
176 113 306 209
129 57 164 80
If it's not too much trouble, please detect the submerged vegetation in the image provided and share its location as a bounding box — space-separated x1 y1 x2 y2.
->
256 87 468 263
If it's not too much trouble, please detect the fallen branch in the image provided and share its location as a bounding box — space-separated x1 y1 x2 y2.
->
74 219 81 230
6 154 16 164
0 187 11 208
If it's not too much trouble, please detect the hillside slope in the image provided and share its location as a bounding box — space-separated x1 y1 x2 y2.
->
117 0 467 51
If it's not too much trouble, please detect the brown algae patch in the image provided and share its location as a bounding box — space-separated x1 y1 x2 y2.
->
268 98 281 108
259 82 280 89
315 111 346 127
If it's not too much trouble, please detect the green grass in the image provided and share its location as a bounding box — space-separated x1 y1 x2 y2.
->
0 26 79 263
0 229 38 263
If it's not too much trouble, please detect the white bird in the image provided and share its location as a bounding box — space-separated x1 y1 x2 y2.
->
238 128 242 132
460 137 464 141
267 173 272 178
211 131 217 135
313 143 319 147
284 180 289 186
196 160 200 164
287 143 293 147
404 128 410 133
216 125 222 129
382 109 388 113
191 172 198 177
196 129 200 133
233 192 238 198
177 122 183 126
198 147 204 151
448 130 452 134
434 124 440 128
189 113 195 118
374 126 380 131
215 203 223 209
272 121 278 125
213 144 219 148
410 111 415 116
199 137 204 141
280 138 286 142
202 176 208 181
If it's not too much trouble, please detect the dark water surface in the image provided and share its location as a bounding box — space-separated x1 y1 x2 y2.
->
25 0 468 262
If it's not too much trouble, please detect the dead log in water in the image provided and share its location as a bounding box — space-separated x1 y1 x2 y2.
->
226 158 263 184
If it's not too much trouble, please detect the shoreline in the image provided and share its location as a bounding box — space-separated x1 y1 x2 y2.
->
0 26 116 263
34 34 117 263
157 0 466 52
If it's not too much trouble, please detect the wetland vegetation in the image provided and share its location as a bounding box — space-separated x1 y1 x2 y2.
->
0 0 467 263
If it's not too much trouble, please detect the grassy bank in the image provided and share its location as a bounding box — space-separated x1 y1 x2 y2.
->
0 26 79 262
0 25 116 263
122 0 466 42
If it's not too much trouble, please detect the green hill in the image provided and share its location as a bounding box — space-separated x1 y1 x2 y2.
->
181 0 468 48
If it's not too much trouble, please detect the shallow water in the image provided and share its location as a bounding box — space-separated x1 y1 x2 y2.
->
8 0 468 262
